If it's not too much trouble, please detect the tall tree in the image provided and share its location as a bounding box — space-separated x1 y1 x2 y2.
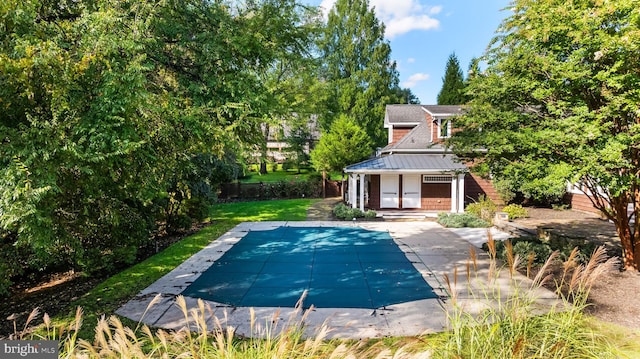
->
449 0 640 270
310 115 372 197
393 87 421 104
0 0 322 293
437 53 466 105
320 0 399 147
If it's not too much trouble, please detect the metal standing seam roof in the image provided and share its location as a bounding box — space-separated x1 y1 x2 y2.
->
345 154 468 173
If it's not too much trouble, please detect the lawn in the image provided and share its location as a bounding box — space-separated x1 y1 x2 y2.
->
240 165 341 183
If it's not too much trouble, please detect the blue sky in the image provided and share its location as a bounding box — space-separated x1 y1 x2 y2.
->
304 0 511 104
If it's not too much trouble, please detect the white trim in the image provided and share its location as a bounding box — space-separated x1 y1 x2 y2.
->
359 174 365 212
457 173 465 213
423 175 452 183
437 118 452 138
451 177 458 213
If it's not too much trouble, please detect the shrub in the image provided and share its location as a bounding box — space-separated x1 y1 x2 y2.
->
364 210 377 219
501 204 528 220
437 212 490 228
332 203 377 220
465 195 497 223
482 235 598 267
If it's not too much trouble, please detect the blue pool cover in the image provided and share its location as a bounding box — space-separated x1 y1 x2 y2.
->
182 226 437 309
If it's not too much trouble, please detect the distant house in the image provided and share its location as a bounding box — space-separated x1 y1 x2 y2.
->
344 104 500 212
259 115 321 163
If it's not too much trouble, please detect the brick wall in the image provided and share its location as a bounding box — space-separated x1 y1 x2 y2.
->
464 173 503 205
570 192 602 214
421 183 451 211
391 127 414 144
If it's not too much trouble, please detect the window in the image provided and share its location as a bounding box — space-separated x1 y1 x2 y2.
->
423 175 452 183
438 118 451 138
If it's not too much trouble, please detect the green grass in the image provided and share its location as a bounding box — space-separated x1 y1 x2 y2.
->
241 166 341 183
48 199 317 339
209 198 319 222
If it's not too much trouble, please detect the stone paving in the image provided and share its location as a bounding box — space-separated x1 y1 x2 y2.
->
116 221 560 339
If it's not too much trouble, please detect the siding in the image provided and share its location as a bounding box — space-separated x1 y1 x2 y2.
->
464 173 503 205
421 182 451 211
369 175 381 209
391 127 414 144
570 192 602 214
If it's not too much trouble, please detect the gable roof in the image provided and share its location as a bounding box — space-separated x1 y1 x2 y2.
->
384 104 426 127
422 105 465 116
384 104 465 128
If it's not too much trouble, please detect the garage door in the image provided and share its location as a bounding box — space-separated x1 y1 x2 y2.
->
402 174 421 208
380 175 399 208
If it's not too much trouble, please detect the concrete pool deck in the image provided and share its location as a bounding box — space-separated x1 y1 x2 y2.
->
116 221 560 339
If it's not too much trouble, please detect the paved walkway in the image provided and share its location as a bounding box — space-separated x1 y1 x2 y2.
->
116 221 559 339
306 197 341 220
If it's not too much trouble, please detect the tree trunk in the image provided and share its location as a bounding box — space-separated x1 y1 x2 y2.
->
611 196 640 271
260 123 269 175
341 173 345 201
322 170 326 198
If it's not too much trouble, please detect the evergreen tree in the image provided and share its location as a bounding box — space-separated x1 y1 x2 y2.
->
320 0 400 148
437 53 466 105
393 87 421 104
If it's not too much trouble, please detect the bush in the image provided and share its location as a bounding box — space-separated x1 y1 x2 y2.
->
465 195 497 223
332 203 377 220
483 235 598 267
502 204 528 220
437 212 490 228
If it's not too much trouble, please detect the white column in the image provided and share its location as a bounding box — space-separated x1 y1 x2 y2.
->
359 174 366 212
450 176 458 213
457 173 465 213
350 174 357 208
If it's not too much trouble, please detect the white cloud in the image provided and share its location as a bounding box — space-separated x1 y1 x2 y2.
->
317 0 441 39
401 73 430 88
372 0 441 38
318 0 335 18
407 57 416 63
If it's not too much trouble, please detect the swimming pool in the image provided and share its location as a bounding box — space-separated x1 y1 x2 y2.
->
181 226 437 309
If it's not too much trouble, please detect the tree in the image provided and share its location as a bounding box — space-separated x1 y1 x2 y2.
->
437 53 466 105
393 87 421 104
285 115 316 172
319 0 399 147
0 0 324 293
448 0 640 270
310 115 372 197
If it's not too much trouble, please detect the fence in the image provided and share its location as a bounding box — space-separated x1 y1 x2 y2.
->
218 180 341 200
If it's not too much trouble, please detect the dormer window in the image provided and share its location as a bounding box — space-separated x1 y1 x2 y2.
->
438 118 451 138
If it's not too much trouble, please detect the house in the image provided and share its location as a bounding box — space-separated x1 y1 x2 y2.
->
258 115 321 163
344 104 500 212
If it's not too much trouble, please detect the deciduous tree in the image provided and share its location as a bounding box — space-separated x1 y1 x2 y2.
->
449 0 640 270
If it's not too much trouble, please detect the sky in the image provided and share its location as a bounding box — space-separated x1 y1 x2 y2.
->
304 0 511 104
